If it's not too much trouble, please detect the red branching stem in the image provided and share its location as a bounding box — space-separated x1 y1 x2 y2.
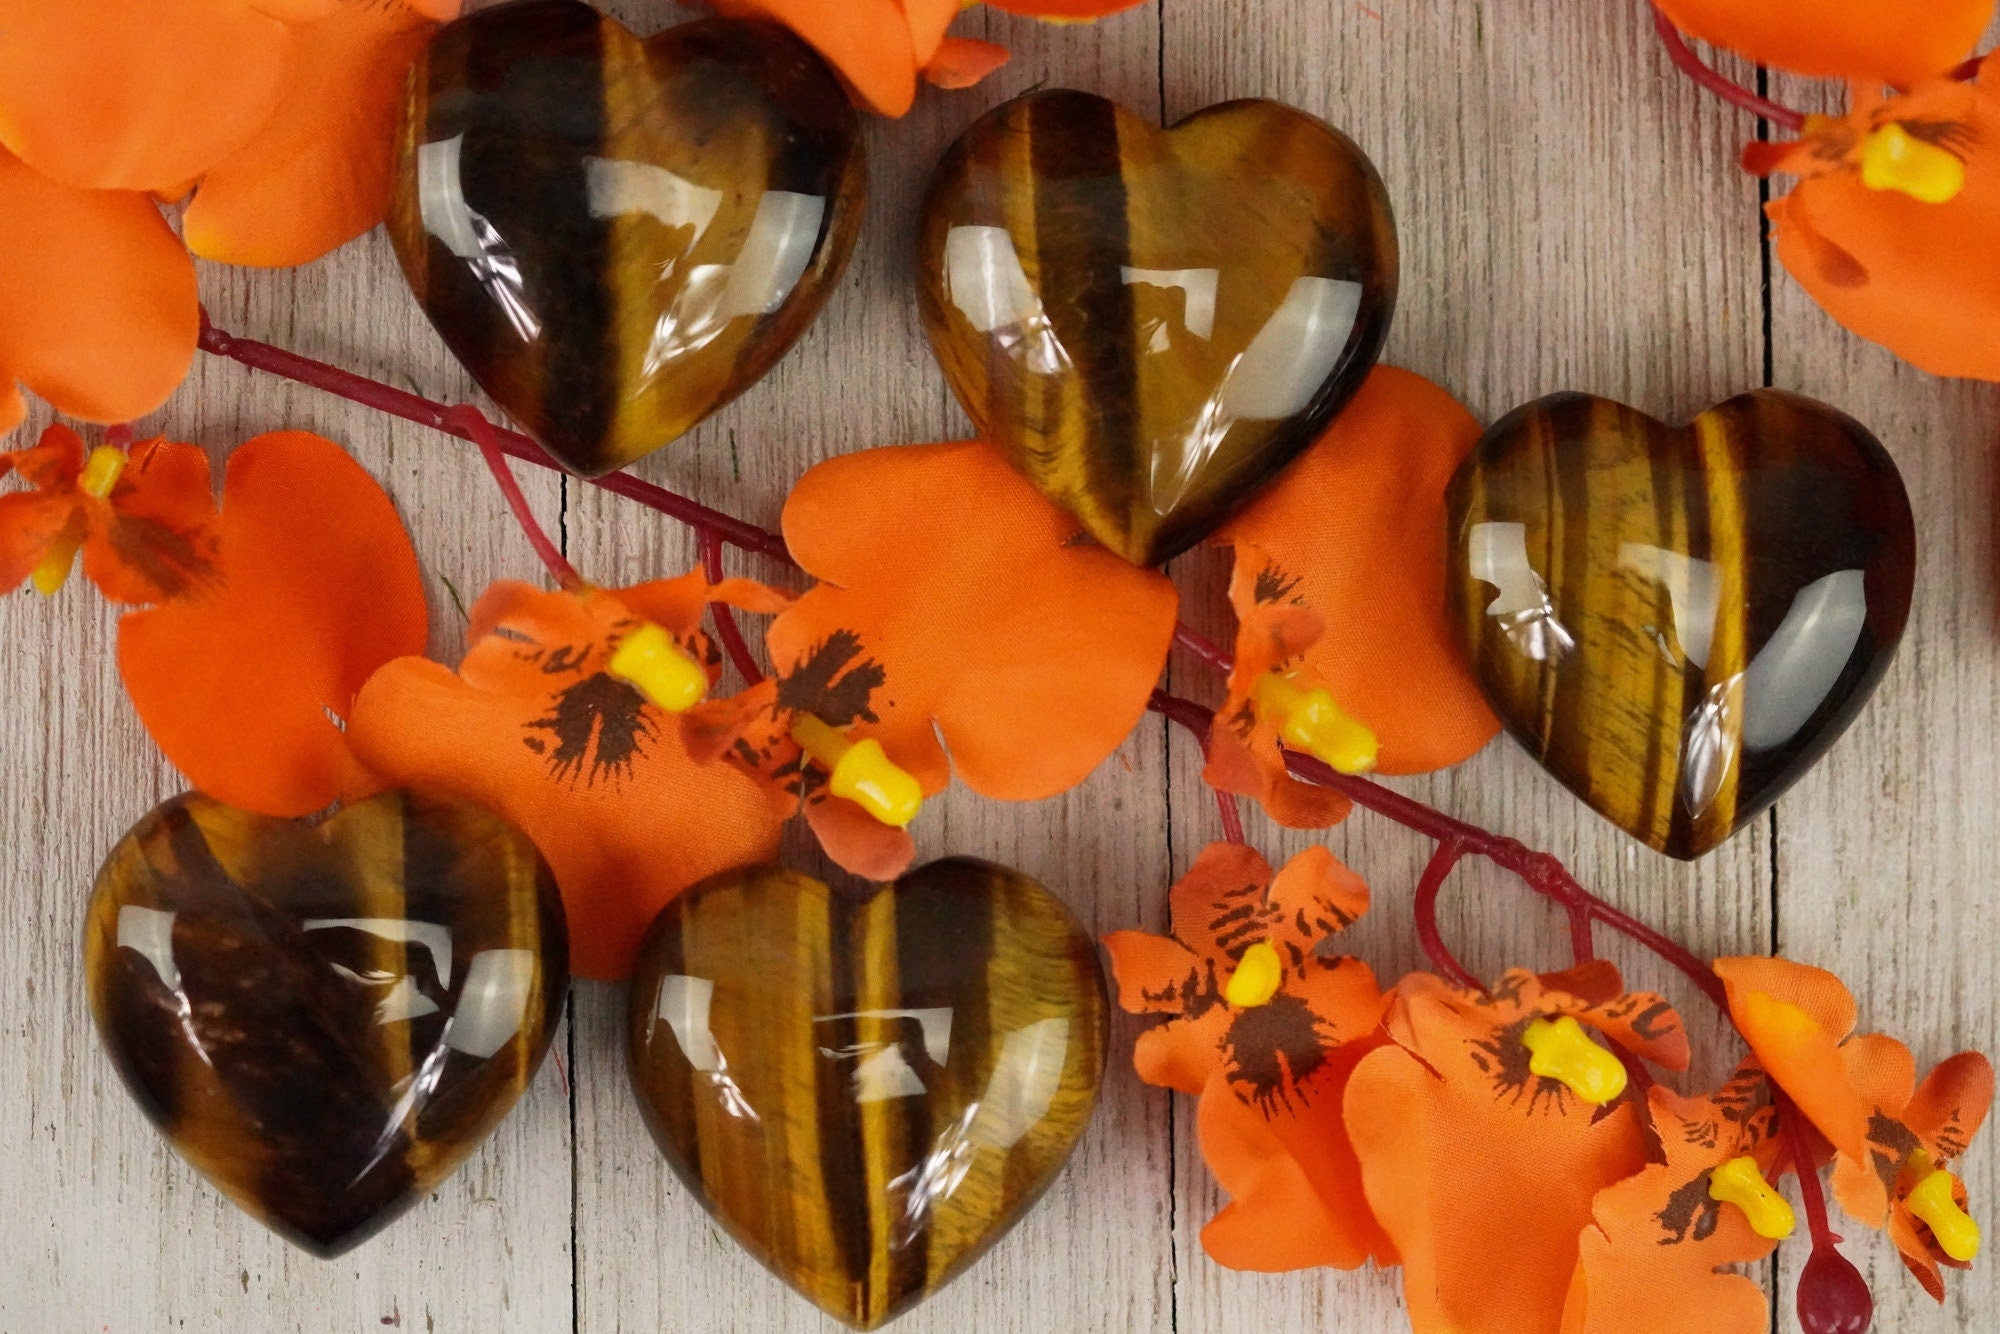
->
700 529 766 686
196 314 793 565
456 405 583 592
1414 837 1481 989
1214 788 1246 845
1950 56 1985 82
1173 623 1235 674
105 423 134 451
1785 1109 1840 1247
1653 7 1808 132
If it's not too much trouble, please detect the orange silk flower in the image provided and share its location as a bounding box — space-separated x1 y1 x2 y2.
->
116 432 428 819
1103 842 1392 1271
0 424 214 603
0 0 459 266
1561 1065 1781 1334
1748 56 2000 382
1655 0 1992 88
1715 955 1994 1301
1345 964 1691 1334
0 147 199 434
349 576 794 980
686 439 1178 879
1206 367 1500 828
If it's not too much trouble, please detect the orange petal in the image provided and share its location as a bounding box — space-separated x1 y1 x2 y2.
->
116 432 427 818
1215 367 1499 774
347 581 790 979
1655 0 1991 86
1262 845 1370 958
1196 1047 1392 1273
1131 1008 1231 1096
184 0 442 266
1904 1051 1995 1155
1166 840 1274 963
804 792 917 880
983 0 1149 16
1767 64 2000 381
1716 959 1873 1172
706 0 918 115
1715 956 1860 1037
1102 928 1205 1016
770 441 1178 801
82 438 219 605
0 490 74 593
0 0 308 191
902 0 961 64
924 38 1010 90
1347 1035 1650 1334
0 148 198 429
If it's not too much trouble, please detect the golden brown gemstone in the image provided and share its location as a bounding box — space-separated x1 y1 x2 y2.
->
628 860 1107 1330
1446 390 1915 859
918 90 1397 566
389 1 866 477
85 790 569 1257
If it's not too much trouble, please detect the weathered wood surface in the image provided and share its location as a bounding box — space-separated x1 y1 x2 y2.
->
0 0 1990 1330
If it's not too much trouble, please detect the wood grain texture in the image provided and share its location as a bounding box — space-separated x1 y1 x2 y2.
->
0 1 1991 1332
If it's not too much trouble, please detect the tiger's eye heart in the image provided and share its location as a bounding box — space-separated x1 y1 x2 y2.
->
390 0 866 477
628 860 1107 1330
918 90 1397 566
1446 390 1915 859
85 790 569 1257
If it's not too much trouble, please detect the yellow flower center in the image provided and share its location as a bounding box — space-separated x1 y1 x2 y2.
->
1906 1154 1981 1262
1521 1015 1627 1105
31 446 128 596
792 714 924 828
1252 672 1379 774
1223 940 1284 1008
1708 1155 1796 1240
606 622 709 713
1860 123 1966 205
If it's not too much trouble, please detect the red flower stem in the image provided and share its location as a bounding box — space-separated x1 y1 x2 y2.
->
700 529 766 686
1785 1108 1841 1247
195 314 793 565
1652 7 1808 133
1950 56 1985 82
456 405 584 592
105 423 134 451
1414 837 1481 989
1214 788 1246 845
199 315 1727 1007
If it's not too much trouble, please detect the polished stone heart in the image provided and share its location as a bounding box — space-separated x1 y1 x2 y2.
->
390 1 866 477
628 860 1107 1330
85 789 569 1256
1446 390 1915 859
918 90 1397 566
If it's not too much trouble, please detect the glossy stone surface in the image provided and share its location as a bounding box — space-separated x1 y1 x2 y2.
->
86 789 569 1257
628 860 1107 1330
390 1 866 477
1446 390 1915 859
918 90 1397 566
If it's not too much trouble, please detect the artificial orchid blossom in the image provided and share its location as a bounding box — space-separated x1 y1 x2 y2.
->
1715 956 1993 1302
1103 841 1392 1272
1746 56 2000 382
349 575 795 980
695 0 1149 116
1204 368 1500 829
0 424 212 601
683 439 1178 881
0 0 459 267
1344 964 1691 1334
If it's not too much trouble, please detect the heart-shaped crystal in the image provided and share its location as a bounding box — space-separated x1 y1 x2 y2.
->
86 789 569 1256
628 859 1107 1329
1446 390 1915 859
918 89 1397 565
390 1 867 476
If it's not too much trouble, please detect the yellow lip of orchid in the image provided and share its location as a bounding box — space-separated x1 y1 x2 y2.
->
1521 1015 1628 1105
1708 1155 1797 1240
1860 123 1967 205
605 622 710 713
1906 1156 1982 1262
1222 940 1284 1008
791 714 924 828
1252 671 1380 774
31 445 129 596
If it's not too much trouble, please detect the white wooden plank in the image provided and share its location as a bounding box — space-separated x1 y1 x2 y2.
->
565 5 1177 1332
0 236 578 1331
1162 1 1775 1329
